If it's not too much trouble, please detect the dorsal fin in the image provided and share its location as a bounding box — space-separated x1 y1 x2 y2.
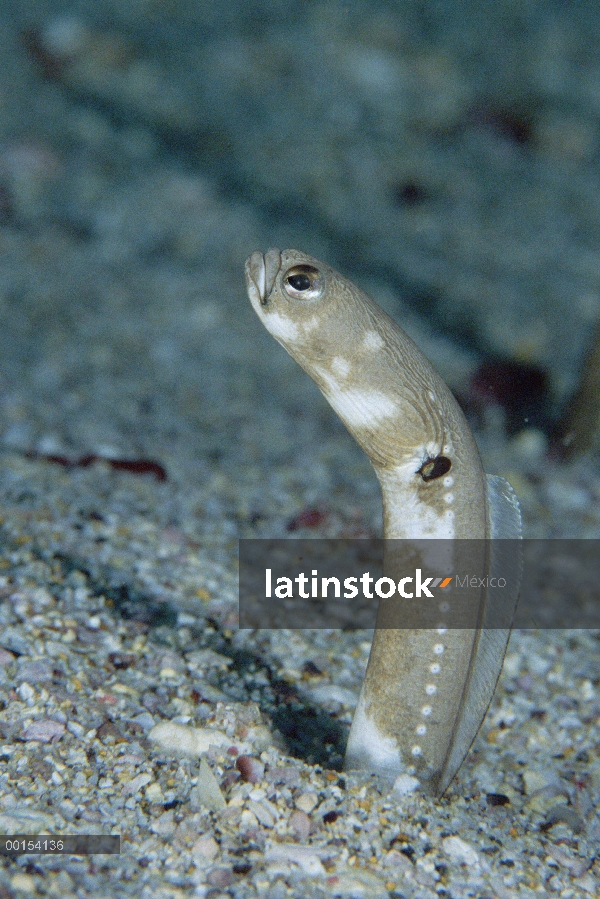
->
435 475 522 794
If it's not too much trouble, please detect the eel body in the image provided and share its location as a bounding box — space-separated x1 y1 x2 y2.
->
245 248 522 795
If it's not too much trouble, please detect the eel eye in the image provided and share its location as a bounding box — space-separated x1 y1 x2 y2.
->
418 455 452 481
283 265 323 300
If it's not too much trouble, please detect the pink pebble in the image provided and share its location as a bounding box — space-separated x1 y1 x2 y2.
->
236 755 264 783
289 809 311 841
22 718 66 742
265 766 301 786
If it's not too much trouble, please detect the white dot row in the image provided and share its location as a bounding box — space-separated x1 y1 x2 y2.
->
411 642 445 757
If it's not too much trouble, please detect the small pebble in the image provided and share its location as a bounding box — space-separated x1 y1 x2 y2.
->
123 773 152 795
523 769 554 795
547 844 589 876
574 873 597 894
207 867 236 888
145 782 163 802
289 809 311 841
247 799 275 827
11 873 37 892
328 870 389 898
192 759 226 812
193 834 219 861
150 809 175 837
22 718 66 743
543 803 583 833
244 724 274 751
18 682 35 701
295 792 318 813
236 755 264 783
16 660 53 683
391 773 420 796
385 849 414 872
185 648 232 670
307 684 356 706
265 844 325 876
265 767 301 786
442 836 480 866
148 721 230 757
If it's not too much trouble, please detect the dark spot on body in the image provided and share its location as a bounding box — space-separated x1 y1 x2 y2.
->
418 456 452 481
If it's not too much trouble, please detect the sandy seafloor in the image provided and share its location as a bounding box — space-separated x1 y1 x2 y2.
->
1 1 600 897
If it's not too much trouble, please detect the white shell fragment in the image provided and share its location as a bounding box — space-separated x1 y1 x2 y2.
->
192 758 226 812
148 721 230 757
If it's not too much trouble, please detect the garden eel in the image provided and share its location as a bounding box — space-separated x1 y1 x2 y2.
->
245 248 522 795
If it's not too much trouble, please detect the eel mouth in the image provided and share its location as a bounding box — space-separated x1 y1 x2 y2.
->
245 248 282 308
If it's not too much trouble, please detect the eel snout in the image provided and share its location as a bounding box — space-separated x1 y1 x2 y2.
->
245 248 282 307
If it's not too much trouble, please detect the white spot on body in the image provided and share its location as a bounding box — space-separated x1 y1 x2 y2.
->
443 476 454 487
433 643 445 655
331 356 351 379
416 724 427 736
380 454 456 539
411 745 422 757
430 663 441 674
422 705 432 716
444 493 454 504
379 441 458 536
301 315 321 334
426 684 437 696
312 366 338 394
327 388 397 429
345 691 403 779
362 330 385 351
264 312 299 344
